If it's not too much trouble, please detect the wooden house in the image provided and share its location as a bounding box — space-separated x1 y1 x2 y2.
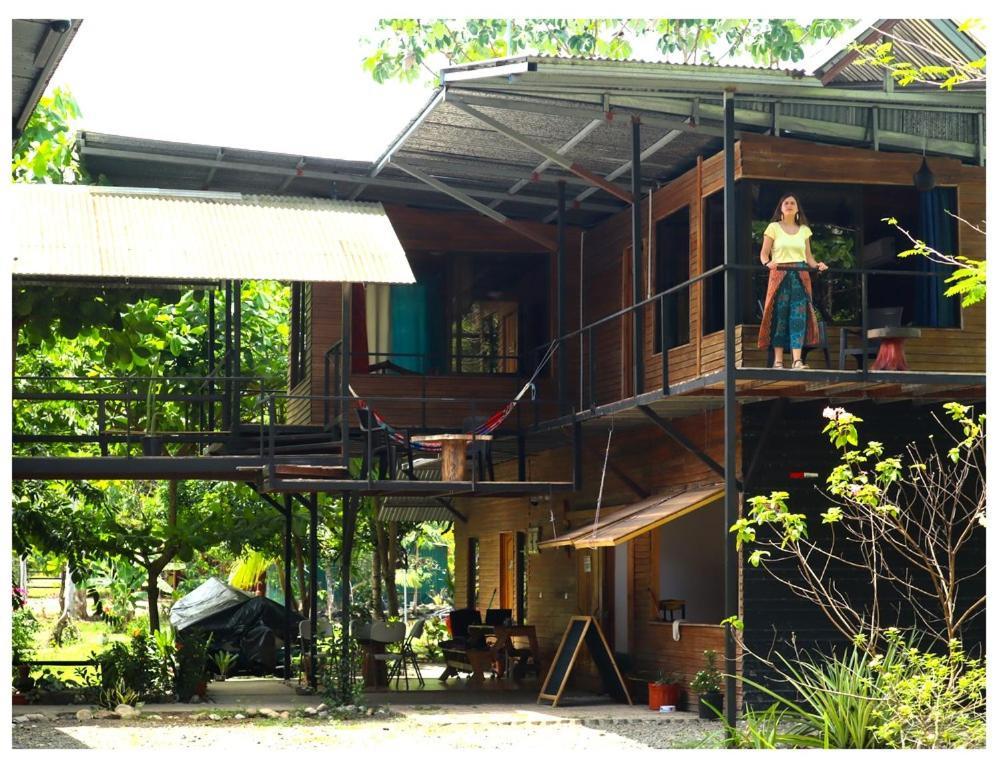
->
14 20 985 713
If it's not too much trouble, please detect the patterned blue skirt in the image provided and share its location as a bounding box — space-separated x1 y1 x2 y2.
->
769 263 808 350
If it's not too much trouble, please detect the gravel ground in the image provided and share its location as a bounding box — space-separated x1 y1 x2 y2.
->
12 714 724 750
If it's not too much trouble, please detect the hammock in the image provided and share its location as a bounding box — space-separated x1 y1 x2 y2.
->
348 340 559 454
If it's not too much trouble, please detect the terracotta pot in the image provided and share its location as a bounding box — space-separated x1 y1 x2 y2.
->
195 679 208 698
12 693 28 705
648 682 681 710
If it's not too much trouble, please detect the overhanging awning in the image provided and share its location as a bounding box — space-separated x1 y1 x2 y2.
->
12 184 415 284
540 485 724 549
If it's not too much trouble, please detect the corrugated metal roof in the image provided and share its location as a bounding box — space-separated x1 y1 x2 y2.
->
811 19 985 86
378 459 459 523
12 184 415 283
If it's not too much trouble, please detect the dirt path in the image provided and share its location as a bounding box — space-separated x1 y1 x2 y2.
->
13 715 723 750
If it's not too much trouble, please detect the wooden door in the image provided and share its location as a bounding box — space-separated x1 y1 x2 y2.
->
621 247 634 398
499 533 515 611
601 547 615 645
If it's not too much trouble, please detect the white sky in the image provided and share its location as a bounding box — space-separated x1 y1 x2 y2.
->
13 2 968 162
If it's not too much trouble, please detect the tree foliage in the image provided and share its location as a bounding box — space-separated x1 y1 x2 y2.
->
362 18 852 84
12 86 87 184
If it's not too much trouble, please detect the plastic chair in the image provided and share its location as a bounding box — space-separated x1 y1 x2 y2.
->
369 620 408 689
387 619 426 689
298 618 332 686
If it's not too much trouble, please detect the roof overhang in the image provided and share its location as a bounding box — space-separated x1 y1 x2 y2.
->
12 184 415 284
540 484 724 549
12 19 83 139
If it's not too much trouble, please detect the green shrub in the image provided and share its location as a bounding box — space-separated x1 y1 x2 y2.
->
869 631 986 749
12 607 40 663
175 630 212 702
95 631 172 702
321 625 364 706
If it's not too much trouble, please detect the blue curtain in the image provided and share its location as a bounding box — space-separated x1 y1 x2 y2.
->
914 188 958 328
390 283 428 373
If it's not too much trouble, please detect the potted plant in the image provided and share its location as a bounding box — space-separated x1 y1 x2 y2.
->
690 649 724 719
211 650 238 681
647 669 682 711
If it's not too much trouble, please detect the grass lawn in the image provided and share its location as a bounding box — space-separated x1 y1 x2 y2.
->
28 615 132 684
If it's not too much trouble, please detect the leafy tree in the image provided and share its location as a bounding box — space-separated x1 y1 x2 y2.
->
850 19 986 90
12 86 87 184
850 19 987 304
362 18 852 84
730 403 985 648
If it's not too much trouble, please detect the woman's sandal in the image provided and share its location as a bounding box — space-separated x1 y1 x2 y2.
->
772 360 784 369
792 360 808 369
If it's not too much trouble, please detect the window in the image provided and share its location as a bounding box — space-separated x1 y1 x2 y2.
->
654 207 691 352
702 191 726 335
467 538 479 610
289 283 310 387
447 252 550 374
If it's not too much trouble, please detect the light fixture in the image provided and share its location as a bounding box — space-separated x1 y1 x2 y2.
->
913 123 936 193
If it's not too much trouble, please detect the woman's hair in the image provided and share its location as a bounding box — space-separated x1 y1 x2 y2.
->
770 193 809 226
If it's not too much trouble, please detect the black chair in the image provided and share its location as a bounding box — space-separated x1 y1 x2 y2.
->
838 306 903 370
462 417 495 481
484 608 512 627
438 608 485 680
357 407 397 479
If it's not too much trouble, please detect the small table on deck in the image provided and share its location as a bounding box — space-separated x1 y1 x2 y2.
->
867 327 922 371
416 434 493 481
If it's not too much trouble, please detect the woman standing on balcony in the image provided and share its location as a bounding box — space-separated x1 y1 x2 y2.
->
758 194 828 368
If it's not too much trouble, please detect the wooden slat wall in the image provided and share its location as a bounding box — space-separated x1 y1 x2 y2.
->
297 207 580 427
576 135 985 408
453 407 739 693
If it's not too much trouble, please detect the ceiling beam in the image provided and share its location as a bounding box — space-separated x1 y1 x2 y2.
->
77 144 620 213
449 98 635 204
391 159 557 252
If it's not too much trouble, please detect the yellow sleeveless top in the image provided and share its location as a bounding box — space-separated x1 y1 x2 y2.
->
764 222 812 264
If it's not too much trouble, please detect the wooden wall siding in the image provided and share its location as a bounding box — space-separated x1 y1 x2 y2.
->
740 399 986 709
286 378 312 426
574 136 985 410
453 407 739 693
306 282 344 427
629 529 737 709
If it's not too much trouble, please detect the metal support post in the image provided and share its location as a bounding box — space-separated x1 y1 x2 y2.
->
208 288 216 432
722 91 739 730
309 492 319 690
517 434 527 481
231 280 242 438
573 420 583 491
222 281 232 432
631 116 645 397
341 284 352 469
557 180 567 414
283 494 293 680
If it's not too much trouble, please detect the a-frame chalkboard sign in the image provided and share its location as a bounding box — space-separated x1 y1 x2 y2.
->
537 615 632 707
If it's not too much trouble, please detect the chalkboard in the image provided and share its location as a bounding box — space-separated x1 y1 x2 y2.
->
538 616 632 707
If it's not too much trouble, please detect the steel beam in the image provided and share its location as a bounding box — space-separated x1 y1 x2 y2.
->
631 117 644 398
557 181 567 413
391 160 557 252
637 405 727 481
449 98 635 204
77 144 619 214
487 118 604 209
543 128 683 224
308 492 319 690
722 91 739 730
284 493 293 679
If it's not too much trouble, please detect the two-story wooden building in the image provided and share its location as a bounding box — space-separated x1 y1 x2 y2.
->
16 20 985 716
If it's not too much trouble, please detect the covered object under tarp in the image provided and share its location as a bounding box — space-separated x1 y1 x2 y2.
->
170 577 305 676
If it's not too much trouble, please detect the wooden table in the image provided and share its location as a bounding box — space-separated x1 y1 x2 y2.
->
416 434 493 481
868 327 922 371
466 624 543 684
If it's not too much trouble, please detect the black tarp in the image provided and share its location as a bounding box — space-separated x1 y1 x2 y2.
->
179 596 304 676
